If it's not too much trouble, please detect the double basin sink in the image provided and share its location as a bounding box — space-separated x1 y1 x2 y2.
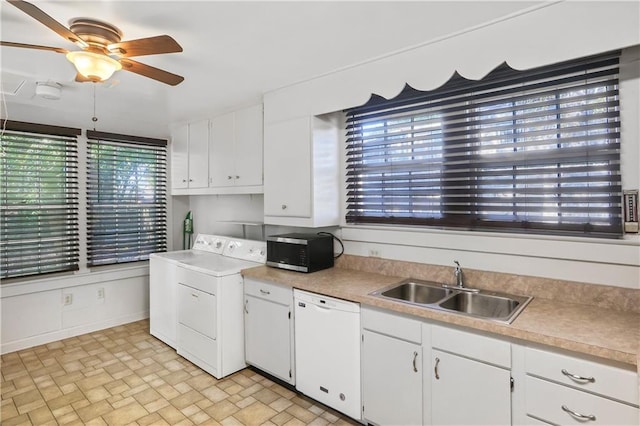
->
371 279 532 324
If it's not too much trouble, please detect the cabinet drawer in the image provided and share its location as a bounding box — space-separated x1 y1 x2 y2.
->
361 306 421 344
244 278 292 305
525 347 638 405
526 376 639 425
432 324 510 368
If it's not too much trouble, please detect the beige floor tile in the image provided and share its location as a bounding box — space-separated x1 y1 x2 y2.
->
282 417 307 426
286 404 317 424
76 399 112 423
132 386 163 405
102 400 148 424
234 401 278 425
201 385 230 403
171 389 204 409
158 404 188 423
269 397 294 413
221 416 245 426
46 389 86 411
143 397 170 413
2 320 352 426
253 388 281 405
26 405 55 424
204 399 239 422
270 411 294 426
1 413 31 426
137 411 170 425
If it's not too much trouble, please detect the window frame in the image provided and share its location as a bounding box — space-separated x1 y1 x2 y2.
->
86 131 168 267
0 121 81 279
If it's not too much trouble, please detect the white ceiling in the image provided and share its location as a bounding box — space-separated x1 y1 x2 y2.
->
1 1 542 138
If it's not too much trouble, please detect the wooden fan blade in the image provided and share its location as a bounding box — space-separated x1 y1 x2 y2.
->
108 35 182 57
7 0 87 48
0 41 68 54
119 58 184 86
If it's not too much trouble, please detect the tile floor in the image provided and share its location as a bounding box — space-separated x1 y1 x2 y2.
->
1 320 357 425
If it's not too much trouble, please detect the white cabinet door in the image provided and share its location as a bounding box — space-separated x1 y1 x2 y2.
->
244 294 292 383
234 104 263 187
264 117 311 218
171 124 189 189
209 112 236 187
187 120 209 188
431 349 511 426
362 330 422 426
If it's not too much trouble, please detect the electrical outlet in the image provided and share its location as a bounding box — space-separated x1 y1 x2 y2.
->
368 249 381 258
63 294 73 306
97 288 105 299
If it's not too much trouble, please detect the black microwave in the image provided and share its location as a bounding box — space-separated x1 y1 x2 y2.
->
266 233 334 273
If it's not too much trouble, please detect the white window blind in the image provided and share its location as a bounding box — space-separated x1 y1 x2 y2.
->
345 51 622 238
87 131 167 266
0 124 80 278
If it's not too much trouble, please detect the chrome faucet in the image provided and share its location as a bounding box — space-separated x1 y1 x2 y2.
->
454 260 464 288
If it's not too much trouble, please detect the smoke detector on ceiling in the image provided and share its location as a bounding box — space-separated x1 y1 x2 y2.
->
35 81 62 100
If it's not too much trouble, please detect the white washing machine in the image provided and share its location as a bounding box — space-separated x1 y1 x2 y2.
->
149 234 266 378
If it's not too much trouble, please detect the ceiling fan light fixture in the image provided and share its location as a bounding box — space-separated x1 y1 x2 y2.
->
66 51 122 82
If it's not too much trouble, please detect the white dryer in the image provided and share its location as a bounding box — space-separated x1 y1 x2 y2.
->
149 234 266 378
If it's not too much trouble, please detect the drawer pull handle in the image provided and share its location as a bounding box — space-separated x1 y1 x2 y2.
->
561 369 595 383
260 289 271 295
412 351 418 373
562 405 596 421
191 293 198 298
244 299 249 314
434 357 440 380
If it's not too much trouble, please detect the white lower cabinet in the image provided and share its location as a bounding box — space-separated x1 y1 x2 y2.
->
430 325 512 426
520 345 639 425
243 278 294 385
431 349 511 425
361 307 423 426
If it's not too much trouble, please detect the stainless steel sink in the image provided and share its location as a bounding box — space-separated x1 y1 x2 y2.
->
375 280 453 305
437 291 531 323
370 279 532 324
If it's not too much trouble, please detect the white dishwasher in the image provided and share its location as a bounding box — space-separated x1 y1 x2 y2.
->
294 289 361 420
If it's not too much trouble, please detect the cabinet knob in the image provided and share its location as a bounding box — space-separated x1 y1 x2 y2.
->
189 179 193 182
281 204 287 210
182 179 186 183
235 175 239 179
228 176 233 180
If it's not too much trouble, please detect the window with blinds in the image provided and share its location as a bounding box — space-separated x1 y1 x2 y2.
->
0 125 80 279
87 131 167 266
345 51 622 238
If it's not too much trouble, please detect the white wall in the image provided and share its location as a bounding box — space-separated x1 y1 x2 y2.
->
262 2 640 289
1 266 149 354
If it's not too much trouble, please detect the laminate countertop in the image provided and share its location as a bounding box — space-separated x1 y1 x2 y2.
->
242 265 639 368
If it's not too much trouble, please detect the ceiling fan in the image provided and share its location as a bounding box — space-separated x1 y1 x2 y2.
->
1 0 184 86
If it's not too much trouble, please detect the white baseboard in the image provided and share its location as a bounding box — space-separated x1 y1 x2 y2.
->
1 311 149 355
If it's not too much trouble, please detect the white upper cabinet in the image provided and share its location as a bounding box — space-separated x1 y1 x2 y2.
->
263 114 340 227
188 120 210 189
171 124 189 190
171 104 263 195
170 120 209 192
209 104 263 192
